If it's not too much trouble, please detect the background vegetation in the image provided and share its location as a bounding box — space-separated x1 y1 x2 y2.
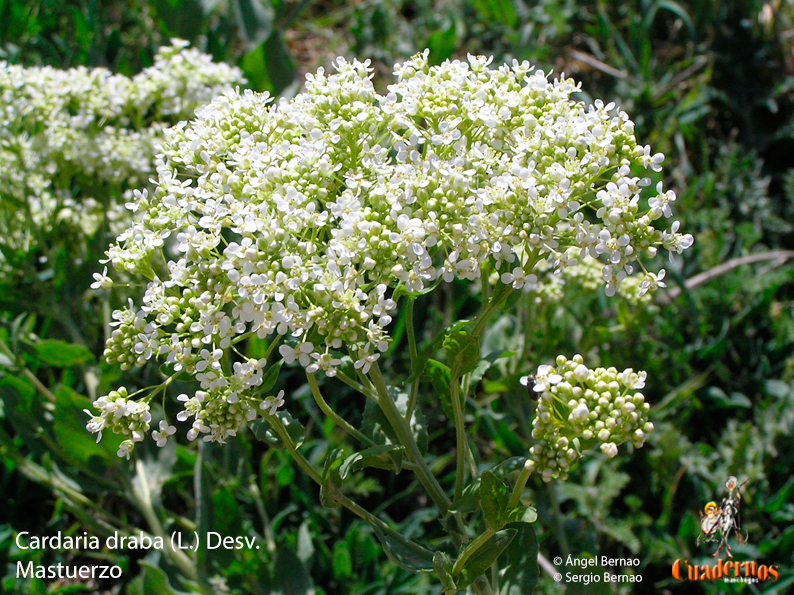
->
1 0 793 593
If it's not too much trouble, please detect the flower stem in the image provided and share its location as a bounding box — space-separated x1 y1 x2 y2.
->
507 460 533 510
306 372 375 447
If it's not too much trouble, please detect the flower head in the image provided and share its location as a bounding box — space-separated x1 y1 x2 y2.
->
94 52 686 450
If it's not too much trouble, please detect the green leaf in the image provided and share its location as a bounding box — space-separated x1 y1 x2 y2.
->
427 19 457 65
339 444 403 477
139 561 192 595
260 360 283 393
470 350 516 388
433 551 457 590
332 541 353 579
498 288 523 312
32 340 92 367
455 529 517 588
0 376 45 453
369 524 434 573
480 470 510 531
506 506 538 524
250 411 305 449
444 330 480 376
424 359 456 419
362 396 399 446
762 476 794 514
54 386 118 465
471 0 517 28
451 458 527 514
500 523 539 595
263 31 295 96
407 319 470 383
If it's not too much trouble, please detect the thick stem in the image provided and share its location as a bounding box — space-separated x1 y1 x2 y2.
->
368 363 453 516
449 376 467 503
404 298 420 422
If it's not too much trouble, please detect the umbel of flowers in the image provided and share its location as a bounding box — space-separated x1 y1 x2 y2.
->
0 40 244 257
88 51 691 460
522 355 652 482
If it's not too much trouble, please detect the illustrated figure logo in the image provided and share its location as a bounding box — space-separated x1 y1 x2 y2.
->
696 476 748 558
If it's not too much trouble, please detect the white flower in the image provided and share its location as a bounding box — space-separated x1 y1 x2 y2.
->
152 420 177 447
260 390 285 415
500 267 538 290
532 364 563 392
90 267 114 289
649 182 676 218
279 342 314 367
117 440 134 459
639 145 664 172
638 269 667 296
354 350 380 374
89 52 686 451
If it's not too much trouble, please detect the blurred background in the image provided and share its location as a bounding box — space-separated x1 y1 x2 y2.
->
1 1 793 594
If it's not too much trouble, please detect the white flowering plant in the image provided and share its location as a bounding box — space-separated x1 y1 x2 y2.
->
0 40 243 290
89 51 692 592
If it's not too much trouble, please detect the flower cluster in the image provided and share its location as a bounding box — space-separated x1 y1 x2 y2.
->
522 354 653 481
95 52 689 455
0 40 243 257
83 387 153 459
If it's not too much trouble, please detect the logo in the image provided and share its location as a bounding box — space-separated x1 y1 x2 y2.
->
671 476 781 584
696 475 746 558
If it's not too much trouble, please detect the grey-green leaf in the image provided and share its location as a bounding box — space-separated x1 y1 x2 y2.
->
455 529 517 588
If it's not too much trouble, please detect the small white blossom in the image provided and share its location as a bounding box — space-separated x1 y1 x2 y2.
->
90 267 114 290
152 420 177 447
260 390 285 415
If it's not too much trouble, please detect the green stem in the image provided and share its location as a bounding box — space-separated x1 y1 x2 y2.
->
306 373 375 447
266 415 321 483
471 282 514 337
368 362 453 516
404 298 420 422
450 376 467 503
336 369 378 402
508 460 533 510
265 411 433 562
